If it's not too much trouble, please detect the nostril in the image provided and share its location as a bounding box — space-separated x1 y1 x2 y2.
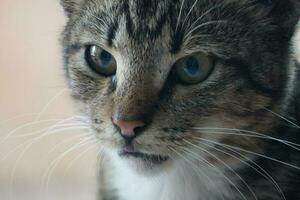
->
113 119 146 137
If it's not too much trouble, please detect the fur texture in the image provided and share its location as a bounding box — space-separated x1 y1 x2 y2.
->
60 0 300 199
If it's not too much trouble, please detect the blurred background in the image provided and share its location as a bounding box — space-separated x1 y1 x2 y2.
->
0 0 98 200
0 1 299 200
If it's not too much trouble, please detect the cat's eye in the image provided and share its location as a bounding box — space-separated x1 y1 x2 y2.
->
173 53 213 85
85 45 117 76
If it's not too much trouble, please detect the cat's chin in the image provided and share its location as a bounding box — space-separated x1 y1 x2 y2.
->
117 150 171 175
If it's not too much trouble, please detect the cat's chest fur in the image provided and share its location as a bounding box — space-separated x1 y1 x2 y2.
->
109 157 233 200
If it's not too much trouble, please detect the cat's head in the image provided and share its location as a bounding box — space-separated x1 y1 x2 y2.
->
61 0 299 173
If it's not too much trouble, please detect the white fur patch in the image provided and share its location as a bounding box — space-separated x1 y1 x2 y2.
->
108 152 234 200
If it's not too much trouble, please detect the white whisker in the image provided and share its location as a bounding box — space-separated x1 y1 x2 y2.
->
34 89 69 121
175 0 186 32
194 139 286 200
41 137 96 200
47 133 93 155
192 137 300 170
0 116 85 144
264 108 300 129
192 127 300 151
0 130 87 162
184 20 229 40
9 125 90 200
181 0 199 31
182 139 253 200
167 146 219 193
87 142 103 178
12 122 89 138
183 5 219 37
0 113 69 126
63 141 99 178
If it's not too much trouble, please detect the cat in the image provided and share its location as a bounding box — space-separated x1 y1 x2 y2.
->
60 0 300 199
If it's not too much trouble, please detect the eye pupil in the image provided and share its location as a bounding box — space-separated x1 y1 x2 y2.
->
100 50 112 66
185 57 200 76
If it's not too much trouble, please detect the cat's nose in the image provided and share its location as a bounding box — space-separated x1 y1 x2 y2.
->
113 119 146 139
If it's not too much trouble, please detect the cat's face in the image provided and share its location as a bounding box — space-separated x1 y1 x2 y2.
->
61 0 299 173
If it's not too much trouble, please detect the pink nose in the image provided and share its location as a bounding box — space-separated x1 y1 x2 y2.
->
113 119 145 137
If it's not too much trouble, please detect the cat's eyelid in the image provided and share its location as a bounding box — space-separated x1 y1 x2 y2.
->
174 50 211 61
66 43 85 53
68 42 115 56
71 39 111 51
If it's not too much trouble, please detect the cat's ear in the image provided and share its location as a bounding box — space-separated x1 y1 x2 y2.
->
60 0 84 17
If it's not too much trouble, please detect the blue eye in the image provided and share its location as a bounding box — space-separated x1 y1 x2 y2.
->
100 51 113 66
85 45 116 76
184 57 201 76
174 53 213 85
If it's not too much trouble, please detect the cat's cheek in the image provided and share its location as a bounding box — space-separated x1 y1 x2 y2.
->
183 111 275 163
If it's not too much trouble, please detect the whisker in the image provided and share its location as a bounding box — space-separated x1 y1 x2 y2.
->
182 139 254 200
47 133 93 155
264 108 300 129
95 145 105 170
0 119 65 143
41 137 96 199
12 122 89 138
175 0 186 32
9 126 90 200
88 142 104 178
183 5 219 38
192 127 300 151
184 20 229 40
184 34 212 41
63 142 100 178
3 125 90 162
0 141 29 163
193 138 286 200
167 146 219 193
0 113 71 127
34 89 69 121
0 116 85 144
192 137 300 170
180 0 199 31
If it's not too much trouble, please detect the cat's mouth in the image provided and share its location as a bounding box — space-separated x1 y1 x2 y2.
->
119 146 168 164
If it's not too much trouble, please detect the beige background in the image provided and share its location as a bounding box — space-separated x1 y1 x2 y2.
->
0 1 299 200
0 1 98 200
